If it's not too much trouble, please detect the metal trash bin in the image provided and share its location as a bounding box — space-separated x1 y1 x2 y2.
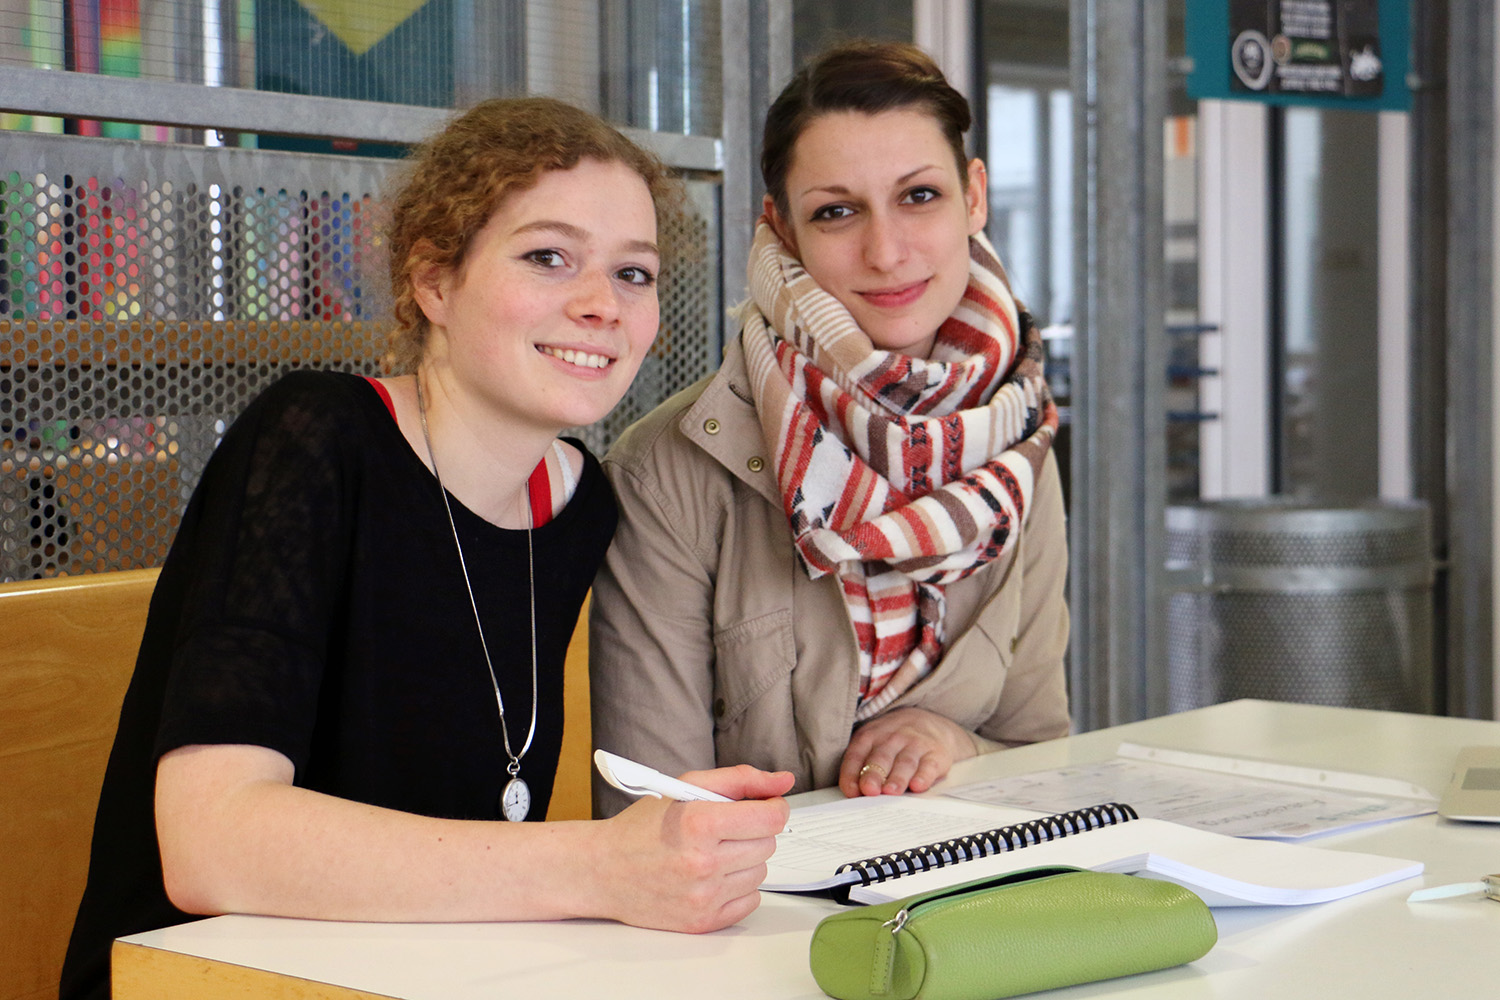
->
1165 499 1434 714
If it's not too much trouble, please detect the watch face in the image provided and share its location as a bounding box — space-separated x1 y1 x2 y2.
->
501 777 531 822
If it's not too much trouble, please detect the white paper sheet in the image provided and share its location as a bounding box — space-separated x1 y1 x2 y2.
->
942 743 1436 839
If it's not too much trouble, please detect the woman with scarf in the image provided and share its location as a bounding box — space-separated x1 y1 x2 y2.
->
590 40 1069 816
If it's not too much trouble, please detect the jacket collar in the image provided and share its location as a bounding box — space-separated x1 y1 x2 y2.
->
679 334 782 506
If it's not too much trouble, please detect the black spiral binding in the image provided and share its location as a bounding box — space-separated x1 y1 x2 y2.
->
834 802 1140 886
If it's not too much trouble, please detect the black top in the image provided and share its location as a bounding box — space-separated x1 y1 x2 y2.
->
60 371 616 1000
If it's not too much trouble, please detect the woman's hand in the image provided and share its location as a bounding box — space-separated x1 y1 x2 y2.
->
158 745 791 931
838 707 977 797
589 765 793 934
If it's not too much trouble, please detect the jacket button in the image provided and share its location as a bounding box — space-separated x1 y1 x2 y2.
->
747 456 765 473
703 418 721 434
1010 636 1019 654
713 697 727 718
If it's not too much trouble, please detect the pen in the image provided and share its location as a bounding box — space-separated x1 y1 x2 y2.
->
594 749 734 802
593 749 793 832
1407 873 1500 903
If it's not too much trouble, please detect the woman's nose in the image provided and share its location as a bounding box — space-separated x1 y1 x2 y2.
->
567 269 619 323
861 212 907 271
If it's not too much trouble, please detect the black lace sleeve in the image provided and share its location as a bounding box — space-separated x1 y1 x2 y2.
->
153 371 365 765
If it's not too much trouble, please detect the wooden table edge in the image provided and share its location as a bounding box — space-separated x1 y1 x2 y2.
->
112 939 399 1000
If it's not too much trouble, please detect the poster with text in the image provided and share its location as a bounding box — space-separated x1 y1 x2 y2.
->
1188 0 1408 111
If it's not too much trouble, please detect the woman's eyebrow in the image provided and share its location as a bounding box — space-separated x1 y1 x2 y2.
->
512 219 659 257
513 219 584 239
798 164 945 199
896 164 945 184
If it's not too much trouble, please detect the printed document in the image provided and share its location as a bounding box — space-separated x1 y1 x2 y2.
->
943 743 1437 839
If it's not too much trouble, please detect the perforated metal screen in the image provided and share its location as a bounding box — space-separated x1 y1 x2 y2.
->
0 0 724 137
1164 502 1434 714
1 130 720 580
1166 590 1431 711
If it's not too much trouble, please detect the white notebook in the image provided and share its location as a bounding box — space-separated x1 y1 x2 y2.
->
763 795 1422 907
844 815 1423 906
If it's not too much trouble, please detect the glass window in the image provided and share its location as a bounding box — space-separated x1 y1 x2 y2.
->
791 0 911 66
1275 107 1382 499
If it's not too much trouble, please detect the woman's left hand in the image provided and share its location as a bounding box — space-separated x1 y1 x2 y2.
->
837 707 978 797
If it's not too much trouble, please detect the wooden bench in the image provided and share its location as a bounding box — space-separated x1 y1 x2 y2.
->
0 568 591 1000
550 592 595 823
0 569 158 1000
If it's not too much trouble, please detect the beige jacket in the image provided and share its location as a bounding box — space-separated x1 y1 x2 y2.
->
589 337 1071 816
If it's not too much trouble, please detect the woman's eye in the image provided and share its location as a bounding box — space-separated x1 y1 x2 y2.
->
524 249 565 268
903 186 941 205
617 265 656 287
810 204 855 223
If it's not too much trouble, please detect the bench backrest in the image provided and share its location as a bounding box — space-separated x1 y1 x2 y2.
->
548 591 594 823
0 568 591 1000
0 569 158 1000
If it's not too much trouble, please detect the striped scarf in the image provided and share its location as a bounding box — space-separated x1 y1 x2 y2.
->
740 221 1058 719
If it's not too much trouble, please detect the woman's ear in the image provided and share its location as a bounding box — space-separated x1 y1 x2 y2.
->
965 159 989 235
409 241 451 328
763 193 799 256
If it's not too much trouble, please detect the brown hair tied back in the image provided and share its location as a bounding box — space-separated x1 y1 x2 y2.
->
760 39 972 221
384 96 677 373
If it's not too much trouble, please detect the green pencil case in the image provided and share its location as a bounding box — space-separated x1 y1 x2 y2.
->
808 865 1217 1000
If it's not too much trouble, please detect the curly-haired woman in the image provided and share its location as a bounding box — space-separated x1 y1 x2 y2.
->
61 97 790 1000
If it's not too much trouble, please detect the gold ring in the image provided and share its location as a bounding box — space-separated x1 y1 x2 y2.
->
859 763 886 780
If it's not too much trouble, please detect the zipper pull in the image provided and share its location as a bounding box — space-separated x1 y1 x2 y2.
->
871 908 909 995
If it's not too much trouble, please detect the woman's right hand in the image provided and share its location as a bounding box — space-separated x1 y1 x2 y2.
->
157 745 790 931
587 765 792 933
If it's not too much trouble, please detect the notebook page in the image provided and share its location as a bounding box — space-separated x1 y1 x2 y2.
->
763 795 1046 892
847 816 1423 905
944 747 1435 839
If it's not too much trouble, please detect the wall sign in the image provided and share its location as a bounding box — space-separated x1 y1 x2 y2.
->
1187 0 1410 111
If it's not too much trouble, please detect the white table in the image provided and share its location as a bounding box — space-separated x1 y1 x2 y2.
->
114 700 1500 999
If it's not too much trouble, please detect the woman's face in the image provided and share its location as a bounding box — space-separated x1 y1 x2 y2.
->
766 108 987 359
415 158 661 434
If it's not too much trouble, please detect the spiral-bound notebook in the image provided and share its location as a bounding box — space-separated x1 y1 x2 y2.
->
763 794 1422 906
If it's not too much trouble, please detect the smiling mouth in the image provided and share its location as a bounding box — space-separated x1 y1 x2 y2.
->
538 345 614 370
858 280 929 309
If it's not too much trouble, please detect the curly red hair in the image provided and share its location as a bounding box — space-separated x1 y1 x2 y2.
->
384 97 677 373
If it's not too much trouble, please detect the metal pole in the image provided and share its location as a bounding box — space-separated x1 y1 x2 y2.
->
1068 0 1167 729
1443 1 1495 719
720 0 755 314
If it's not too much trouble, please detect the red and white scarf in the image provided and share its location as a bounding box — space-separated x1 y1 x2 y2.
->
740 221 1058 719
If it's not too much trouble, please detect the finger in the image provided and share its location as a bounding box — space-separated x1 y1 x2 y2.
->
698 888 763 934
838 740 887 796
838 750 868 797
717 841 778 881
697 828 781 876
678 798 790 841
882 748 924 794
906 751 950 793
838 714 912 791
669 883 763 935
721 856 773 897
857 757 893 797
685 765 796 801
674 853 770 934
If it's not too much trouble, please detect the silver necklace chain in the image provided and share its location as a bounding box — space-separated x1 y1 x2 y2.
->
415 377 538 819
